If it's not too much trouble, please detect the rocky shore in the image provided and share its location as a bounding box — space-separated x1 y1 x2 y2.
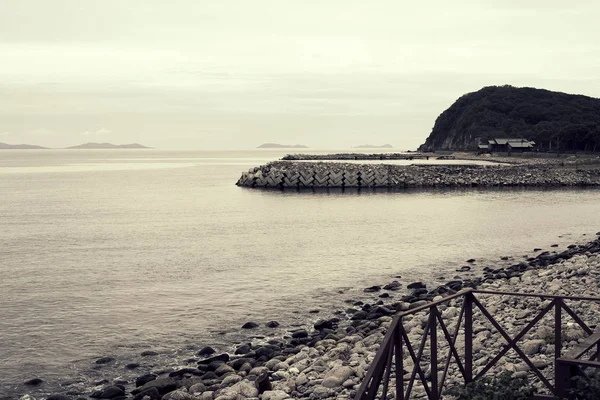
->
281 154 429 161
26 234 600 400
236 159 600 189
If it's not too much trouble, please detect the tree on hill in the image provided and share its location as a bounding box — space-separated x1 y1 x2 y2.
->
419 85 600 152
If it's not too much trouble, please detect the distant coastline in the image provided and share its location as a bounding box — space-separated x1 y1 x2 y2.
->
67 142 151 149
257 143 309 149
0 142 151 149
0 142 48 150
352 144 393 149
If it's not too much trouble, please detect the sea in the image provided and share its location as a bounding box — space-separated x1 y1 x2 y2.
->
1 149 600 398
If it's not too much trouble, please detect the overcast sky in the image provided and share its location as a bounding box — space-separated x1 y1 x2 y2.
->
1 0 599 149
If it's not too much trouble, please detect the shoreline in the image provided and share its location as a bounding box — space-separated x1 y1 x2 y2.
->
21 233 600 400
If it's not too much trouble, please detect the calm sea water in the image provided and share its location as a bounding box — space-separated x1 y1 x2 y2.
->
1 149 600 398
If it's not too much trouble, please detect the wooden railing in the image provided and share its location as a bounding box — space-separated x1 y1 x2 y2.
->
354 288 600 400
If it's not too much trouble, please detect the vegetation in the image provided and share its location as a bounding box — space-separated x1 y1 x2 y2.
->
446 370 600 400
419 85 600 152
568 371 600 400
446 371 535 400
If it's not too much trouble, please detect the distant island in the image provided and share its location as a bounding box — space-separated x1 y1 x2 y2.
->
0 142 151 150
257 143 309 149
0 142 48 149
67 142 150 149
352 144 393 149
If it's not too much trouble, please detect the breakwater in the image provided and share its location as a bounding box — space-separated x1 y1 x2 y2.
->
236 161 600 189
281 153 432 161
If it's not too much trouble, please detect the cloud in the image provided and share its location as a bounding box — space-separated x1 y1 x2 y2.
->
29 128 54 136
81 128 111 136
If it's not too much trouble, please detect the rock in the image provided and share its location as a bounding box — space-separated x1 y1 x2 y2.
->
198 353 229 365
132 388 161 400
409 300 428 309
314 319 337 330
221 374 242 386
135 374 157 387
523 340 545 355
255 346 275 359
131 377 181 396
47 396 71 400
164 390 196 400
215 364 236 376
291 329 308 339
262 390 290 400
141 350 158 357
242 322 259 329
351 311 368 320
169 368 197 377
99 385 125 399
235 344 252 354
466 259 476 263
189 383 207 394
266 321 280 328
197 346 216 356
456 266 471 272
229 380 259 397
407 282 426 289
321 366 354 388
363 285 381 293
255 371 272 394
24 378 43 386
383 281 402 291
95 357 115 364
125 363 140 370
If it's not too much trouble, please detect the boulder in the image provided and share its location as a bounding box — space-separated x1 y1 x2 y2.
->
221 374 242 386
242 322 259 329
164 390 196 400
262 390 290 400
197 346 216 356
314 319 337 330
321 366 354 388
229 379 259 397
255 371 272 394
99 385 125 399
135 374 157 387
291 329 308 339
198 353 229 365
189 382 207 394
407 282 426 290
523 340 545 356
132 388 161 400
131 377 181 396
95 357 115 364
383 281 402 291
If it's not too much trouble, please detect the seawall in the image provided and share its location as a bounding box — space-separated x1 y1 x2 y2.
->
236 161 600 189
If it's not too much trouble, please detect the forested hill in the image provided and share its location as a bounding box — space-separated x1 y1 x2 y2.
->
418 85 600 152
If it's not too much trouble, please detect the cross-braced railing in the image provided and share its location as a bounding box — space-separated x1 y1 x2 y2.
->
354 288 600 400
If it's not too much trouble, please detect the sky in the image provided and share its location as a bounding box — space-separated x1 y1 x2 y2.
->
1 0 600 150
